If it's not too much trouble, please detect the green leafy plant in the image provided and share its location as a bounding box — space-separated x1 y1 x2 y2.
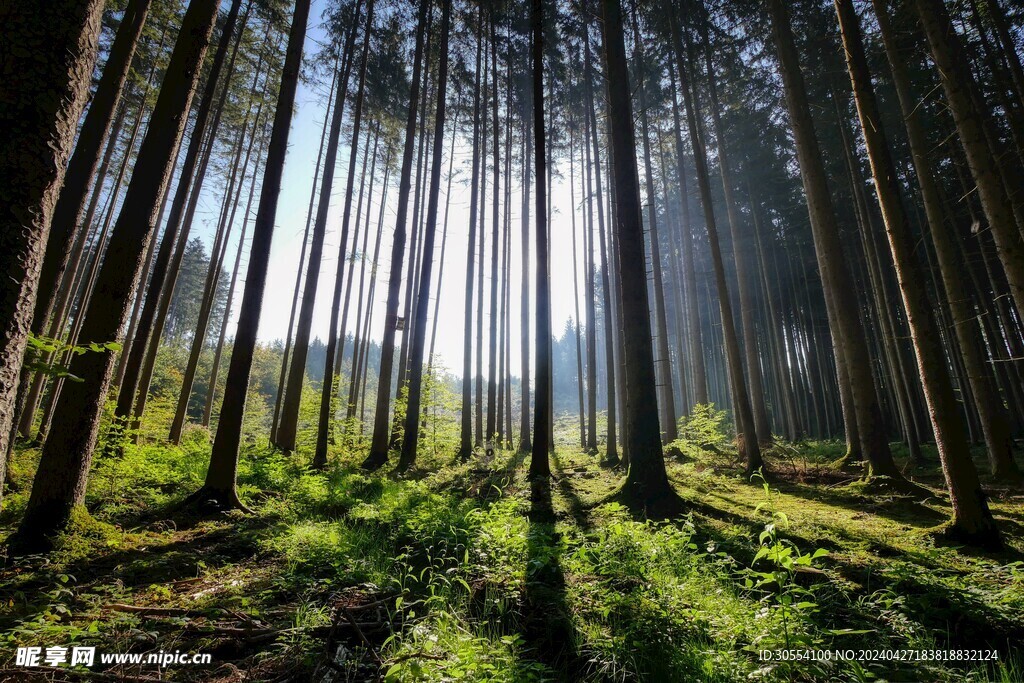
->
23 333 122 382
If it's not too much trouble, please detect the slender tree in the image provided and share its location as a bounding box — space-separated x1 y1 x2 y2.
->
188 0 310 509
361 0 430 470
276 0 365 452
398 0 452 471
836 0 1001 547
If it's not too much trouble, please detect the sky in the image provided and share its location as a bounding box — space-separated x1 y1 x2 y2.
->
193 1 592 381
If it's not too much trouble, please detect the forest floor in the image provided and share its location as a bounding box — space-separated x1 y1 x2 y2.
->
1 426 1023 682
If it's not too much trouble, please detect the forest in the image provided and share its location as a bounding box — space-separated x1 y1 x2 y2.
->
2 0 1024 679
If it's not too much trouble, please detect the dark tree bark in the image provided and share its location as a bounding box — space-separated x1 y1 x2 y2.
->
0 0 105 505
32 0 154 342
529 0 552 478
397 0 452 471
837 0 1001 547
602 0 676 511
192 0 310 510
11 0 222 550
361 0 430 470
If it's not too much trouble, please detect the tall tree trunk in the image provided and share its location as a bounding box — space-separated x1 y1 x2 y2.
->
630 6 678 446
486 14 501 453
0 0 104 505
361 0 430 469
766 0 906 483
276 4 364 452
458 15 484 462
873 0 1020 482
195 0 309 509
518 87 532 454
397 0 451 471
315 0 375 468
12 0 221 549
913 0 1024 316
31 0 153 342
836 0 1001 546
584 26 618 465
603 0 676 509
569 114 587 450
114 0 245 438
529 0 552 478
271 55 341 443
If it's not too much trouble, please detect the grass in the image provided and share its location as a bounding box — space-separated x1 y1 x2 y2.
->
0 418 1022 682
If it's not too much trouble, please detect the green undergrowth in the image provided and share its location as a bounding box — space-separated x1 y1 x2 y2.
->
1 423 1022 681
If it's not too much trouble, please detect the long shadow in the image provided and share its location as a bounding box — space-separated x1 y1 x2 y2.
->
768 479 950 528
550 452 595 532
521 477 580 679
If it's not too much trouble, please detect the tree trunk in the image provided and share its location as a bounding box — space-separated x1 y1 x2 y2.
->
361 0 429 470
31 0 153 342
114 0 245 438
766 0 906 483
601 0 676 510
315 0 375 468
873 0 1020 482
271 55 341 443
529 0 551 478
584 27 618 465
196 0 310 509
276 5 364 452
837 0 1001 546
457 15 484 462
0 0 104 509
485 15 501 454
630 6 678 446
12 0 221 549
398 0 451 471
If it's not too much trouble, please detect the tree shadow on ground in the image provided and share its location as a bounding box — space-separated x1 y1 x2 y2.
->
521 477 580 679
767 479 951 528
551 451 596 531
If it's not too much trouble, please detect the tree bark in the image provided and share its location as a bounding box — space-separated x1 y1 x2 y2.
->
196 0 310 509
602 0 676 510
361 0 430 470
766 0 906 482
12 0 221 549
